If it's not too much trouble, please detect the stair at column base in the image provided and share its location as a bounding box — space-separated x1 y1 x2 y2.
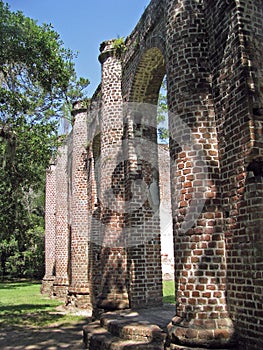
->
83 306 175 349
83 320 166 350
53 284 69 299
41 276 55 296
67 287 91 309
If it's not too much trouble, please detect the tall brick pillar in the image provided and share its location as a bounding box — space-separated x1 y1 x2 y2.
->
53 142 69 298
205 1 263 348
67 103 90 308
165 0 236 348
93 40 129 310
41 162 56 295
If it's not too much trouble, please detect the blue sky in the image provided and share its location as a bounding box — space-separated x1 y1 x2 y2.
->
7 0 150 96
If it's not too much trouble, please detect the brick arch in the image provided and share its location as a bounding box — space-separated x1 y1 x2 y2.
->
128 47 166 104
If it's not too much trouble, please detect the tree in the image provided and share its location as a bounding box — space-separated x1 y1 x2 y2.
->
157 76 169 143
0 1 89 278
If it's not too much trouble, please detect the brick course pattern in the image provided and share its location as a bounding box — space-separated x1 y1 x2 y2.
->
42 0 263 349
67 103 91 308
53 142 69 298
41 163 56 295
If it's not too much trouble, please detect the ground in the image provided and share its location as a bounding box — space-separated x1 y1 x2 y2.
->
0 307 91 350
0 281 175 349
0 321 86 350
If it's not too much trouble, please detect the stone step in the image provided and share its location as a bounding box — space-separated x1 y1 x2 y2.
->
100 312 166 343
83 321 165 350
169 345 232 350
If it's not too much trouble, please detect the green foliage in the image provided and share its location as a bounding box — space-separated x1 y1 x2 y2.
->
157 76 169 143
0 1 89 278
0 1 89 124
112 36 126 56
162 280 176 304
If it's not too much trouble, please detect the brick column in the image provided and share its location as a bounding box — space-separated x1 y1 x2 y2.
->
93 40 129 310
165 0 235 348
67 103 90 308
41 162 56 295
53 142 69 298
206 1 263 348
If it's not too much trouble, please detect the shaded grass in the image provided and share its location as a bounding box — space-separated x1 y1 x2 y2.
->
163 280 176 304
0 281 86 327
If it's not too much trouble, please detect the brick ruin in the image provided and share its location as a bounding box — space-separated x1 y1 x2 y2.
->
41 0 263 349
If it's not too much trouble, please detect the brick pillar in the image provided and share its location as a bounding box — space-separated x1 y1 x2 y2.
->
85 91 102 311
41 162 56 295
207 1 263 348
67 103 90 308
165 0 235 348
53 142 69 299
93 40 129 310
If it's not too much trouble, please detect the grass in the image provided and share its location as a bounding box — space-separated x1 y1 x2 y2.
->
163 280 176 304
0 281 86 328
0 279 176 329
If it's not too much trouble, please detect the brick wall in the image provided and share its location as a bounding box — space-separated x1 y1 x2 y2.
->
85 87 102 310
42 0 262 348
41 162 56 295
53 142 69 298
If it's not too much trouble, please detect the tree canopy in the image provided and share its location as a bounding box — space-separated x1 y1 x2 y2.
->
0 1 89 278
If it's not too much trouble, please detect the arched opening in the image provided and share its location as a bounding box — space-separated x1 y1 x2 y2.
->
127 47 175 306
157 77 175 299
129 47 166 104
